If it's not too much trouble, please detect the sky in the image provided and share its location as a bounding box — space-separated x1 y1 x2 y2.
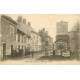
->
7 14 80 42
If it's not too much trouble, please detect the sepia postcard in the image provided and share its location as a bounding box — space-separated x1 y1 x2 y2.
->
0 14 80 65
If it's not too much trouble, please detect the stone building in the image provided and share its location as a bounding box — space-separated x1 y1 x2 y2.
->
16 16 42 53
0 15 17 59
38 28 53 52
0 15 51 59
69 21 80 52
29 27 42 52
55 20 69 51
16 16 31 55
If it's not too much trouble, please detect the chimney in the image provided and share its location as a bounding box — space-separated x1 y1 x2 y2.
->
42 28 45 32
17 16 22 22
46 31 48 36
46 31 48 34
28 22 31 27
23 18 26 24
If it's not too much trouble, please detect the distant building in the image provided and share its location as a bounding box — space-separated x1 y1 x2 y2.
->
0 15 17 59
38 28 53 52
30 27 42 52
55 20 69 51
56 20 68 35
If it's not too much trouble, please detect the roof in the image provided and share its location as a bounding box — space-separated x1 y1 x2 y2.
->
1 15 17 25
57 20 68 24
17 22 31 37
70 21 80 32
30 26 41 36
30 26 36 32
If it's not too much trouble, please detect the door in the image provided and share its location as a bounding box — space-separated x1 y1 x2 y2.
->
11 45 13 56
3 43 6 58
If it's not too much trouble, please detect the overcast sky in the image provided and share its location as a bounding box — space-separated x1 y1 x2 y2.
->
7 14 80 41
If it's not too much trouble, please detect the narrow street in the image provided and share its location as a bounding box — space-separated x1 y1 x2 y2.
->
0 51 80 65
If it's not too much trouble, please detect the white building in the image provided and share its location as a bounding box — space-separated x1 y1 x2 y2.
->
30 27 42 52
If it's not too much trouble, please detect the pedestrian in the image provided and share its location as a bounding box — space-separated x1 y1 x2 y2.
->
25 48 28 56
78 50 80 61
53 49 55 56
31 50 34 58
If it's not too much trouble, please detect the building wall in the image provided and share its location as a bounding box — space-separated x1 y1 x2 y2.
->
48 38 53 50
0 16 17 58
56 20 68 35
16 30 26 54
37 35 42 51
69 31 79 52
0 15 2 59
55 21 69 51
78 32 80 49
31 32 42 52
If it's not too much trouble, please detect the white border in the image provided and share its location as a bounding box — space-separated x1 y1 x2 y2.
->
0 0 80 14
0 0 80 80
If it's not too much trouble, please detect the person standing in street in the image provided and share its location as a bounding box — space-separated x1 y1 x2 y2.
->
78 50 80 61
53 49 55 56
31 50 34 58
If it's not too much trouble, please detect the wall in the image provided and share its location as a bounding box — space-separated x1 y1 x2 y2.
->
16 30 26 54
1 17 17 56
69 31 79 51
31 31 42 52
37 35 42 51
0 15 3 59
56 21 68 35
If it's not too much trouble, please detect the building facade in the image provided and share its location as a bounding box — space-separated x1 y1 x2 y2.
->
38 28 53 52
56 20 68 35
0 15 17 59
16 16 42 54
69 21 80 52
16 16 31 55
30 28 42 52
0 15 53 59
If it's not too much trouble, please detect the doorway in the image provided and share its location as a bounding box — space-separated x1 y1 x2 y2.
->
3 43 6 58
11 45 13 56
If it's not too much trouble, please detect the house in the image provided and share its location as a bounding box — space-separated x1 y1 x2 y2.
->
0 15 17 59
16 16 42 55
38 28 53 52
16 16 31 55
30 27 42 52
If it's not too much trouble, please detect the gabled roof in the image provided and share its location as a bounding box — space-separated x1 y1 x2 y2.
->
17 22 31 37
30 26 41 36
1 15 17 25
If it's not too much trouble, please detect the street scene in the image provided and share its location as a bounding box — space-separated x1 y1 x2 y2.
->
0 14 80 64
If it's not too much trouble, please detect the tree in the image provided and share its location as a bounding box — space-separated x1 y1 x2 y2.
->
38 28 49 56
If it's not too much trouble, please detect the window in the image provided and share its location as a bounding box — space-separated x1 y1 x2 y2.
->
22 36 23 43
18 34 20 42
18 45 20 51
10 25 15 39
28 38 29 42
22 45 23 49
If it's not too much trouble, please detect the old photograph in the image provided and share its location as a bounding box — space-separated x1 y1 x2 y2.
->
0 14 80 64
